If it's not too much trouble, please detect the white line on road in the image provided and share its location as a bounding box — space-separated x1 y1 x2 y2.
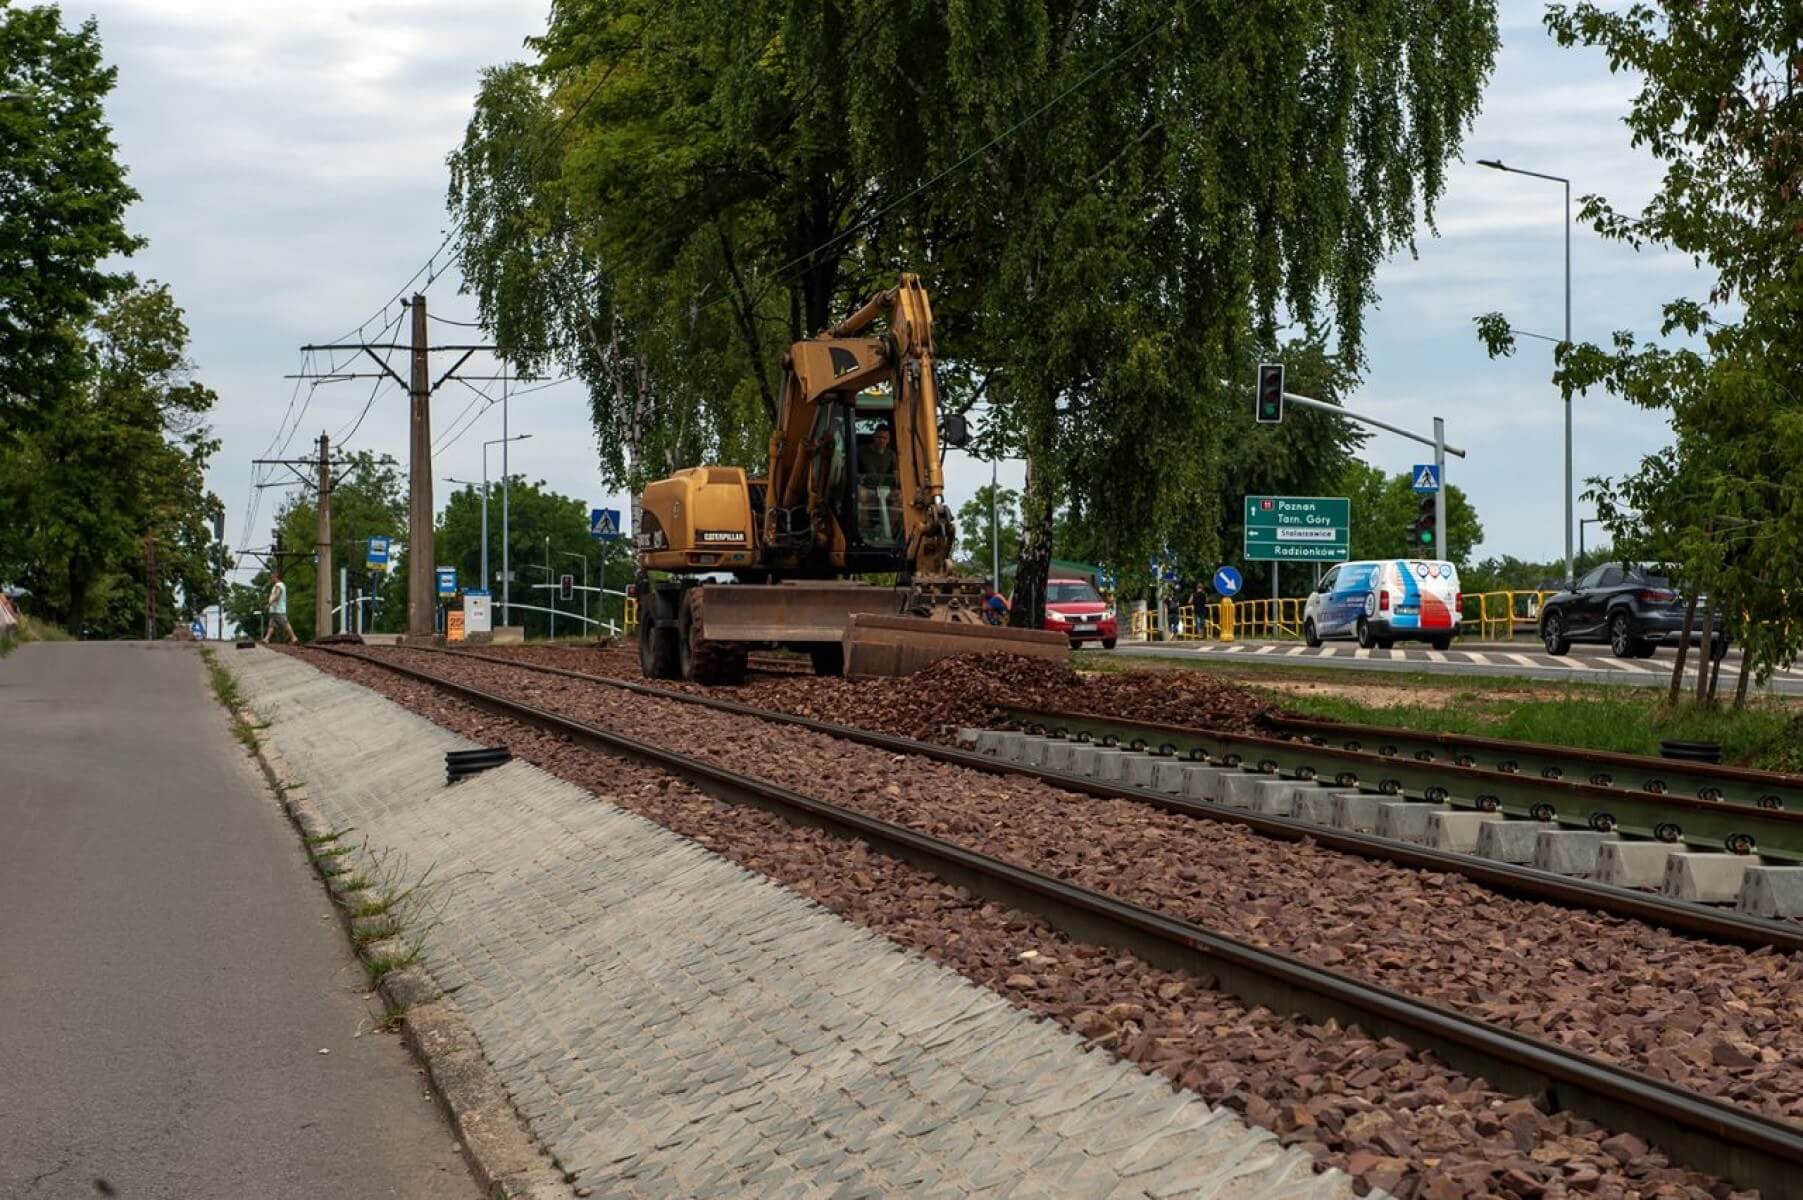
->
1610 657 1652 674
1425 650 1447 663
1286 646 1307 656
1254 645 1276 655
1319 646 1338 657
1464 651 1492 665
1353 648 1371 660
1504 653 1537 668
1224 644 1246 653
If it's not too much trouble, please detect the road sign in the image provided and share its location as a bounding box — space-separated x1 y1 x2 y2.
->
1212 566 1243 597
1243 495 1351 562
1411 464 1441 493
1147 554 1179 584
367 535 391 571
189 618 207 639
559 574 574 601
590 507 623 540
435 566 457 598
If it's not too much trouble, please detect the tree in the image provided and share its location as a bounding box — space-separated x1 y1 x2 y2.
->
1475 2 1803 703
955 485 1021 591
449 0 1500 634
0 281 222 635
0 3 142 435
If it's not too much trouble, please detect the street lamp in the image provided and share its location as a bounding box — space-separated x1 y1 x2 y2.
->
1579 517 1606 561
1477 156 1574 588
476 433 530 618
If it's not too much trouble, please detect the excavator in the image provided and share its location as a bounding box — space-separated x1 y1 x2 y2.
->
633 274 1067 682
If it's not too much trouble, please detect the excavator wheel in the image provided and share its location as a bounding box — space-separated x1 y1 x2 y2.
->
637 585 681 680
678 588 748 685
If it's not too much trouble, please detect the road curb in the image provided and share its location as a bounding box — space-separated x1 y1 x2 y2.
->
223 661 573 1200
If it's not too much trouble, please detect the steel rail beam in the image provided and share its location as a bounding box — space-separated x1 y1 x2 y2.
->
1266 713 1803 812
309 644 1803 1198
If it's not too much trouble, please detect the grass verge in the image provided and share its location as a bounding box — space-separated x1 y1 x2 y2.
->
0 613 71 658
198 645 261 750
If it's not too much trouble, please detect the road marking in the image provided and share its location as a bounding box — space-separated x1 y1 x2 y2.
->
1504 653 1537 668
1318 646 1338 657
1353 648 1371 660
1285 646 1307 656
1611 657 1652 674
1387 649 1408 660
1464 651 1492 665
1224 644 1246 653
1425 649 1447 663
1254 644 1276 655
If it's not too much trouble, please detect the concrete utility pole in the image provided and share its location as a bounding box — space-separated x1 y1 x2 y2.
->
143 533 157 640
407 295 434 638
316 431 333 640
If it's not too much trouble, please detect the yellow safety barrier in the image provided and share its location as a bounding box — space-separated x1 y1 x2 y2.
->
1461 590 1555 641
1217 597 1306 641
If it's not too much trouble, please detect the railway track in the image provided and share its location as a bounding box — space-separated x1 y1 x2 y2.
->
307 642 1803 1197
367 643 1801 950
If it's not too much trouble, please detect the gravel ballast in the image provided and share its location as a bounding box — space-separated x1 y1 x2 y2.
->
293 645 1765 1199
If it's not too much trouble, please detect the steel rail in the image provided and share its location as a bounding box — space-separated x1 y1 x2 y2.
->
1005 706 1803 865
1265 713 1803 812
365 645 1803 952
308 643 1803 1197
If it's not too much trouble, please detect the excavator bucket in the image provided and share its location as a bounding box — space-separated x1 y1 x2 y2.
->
842 614 1069 678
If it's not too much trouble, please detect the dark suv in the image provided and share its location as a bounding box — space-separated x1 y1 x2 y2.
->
1538 562 1726 659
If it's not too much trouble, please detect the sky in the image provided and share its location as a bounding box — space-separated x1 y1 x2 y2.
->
75 0 1700 588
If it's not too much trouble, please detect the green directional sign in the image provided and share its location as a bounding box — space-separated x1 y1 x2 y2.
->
1243 495 1351 562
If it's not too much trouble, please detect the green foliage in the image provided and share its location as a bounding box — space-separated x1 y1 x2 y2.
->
449 0 1499 626
1338 462 1484 567
0 282 223 635
1475 2 1803 695
955 484 1021 590
0 3 143 433
237 453 405 641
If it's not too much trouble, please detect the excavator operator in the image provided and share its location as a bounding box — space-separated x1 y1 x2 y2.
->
857 422 902 541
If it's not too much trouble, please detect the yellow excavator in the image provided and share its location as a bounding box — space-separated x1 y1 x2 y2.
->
633 274 1067 682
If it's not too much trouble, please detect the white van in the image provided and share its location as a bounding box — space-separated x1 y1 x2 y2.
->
1302 559 1461 650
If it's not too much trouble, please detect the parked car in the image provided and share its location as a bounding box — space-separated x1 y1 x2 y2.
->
1034 575 1117 649
1537 562 1727 659
1303 559 1461 650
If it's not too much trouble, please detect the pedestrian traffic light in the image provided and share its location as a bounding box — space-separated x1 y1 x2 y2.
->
1255 363 1284 424
1411 494 1437 550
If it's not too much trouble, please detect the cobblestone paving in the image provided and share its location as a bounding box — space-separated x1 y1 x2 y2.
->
233 649 1363 1199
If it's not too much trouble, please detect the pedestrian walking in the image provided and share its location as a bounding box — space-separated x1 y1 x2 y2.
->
262 572 296 644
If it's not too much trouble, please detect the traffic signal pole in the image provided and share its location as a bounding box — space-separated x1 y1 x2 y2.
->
1434 417 1447 555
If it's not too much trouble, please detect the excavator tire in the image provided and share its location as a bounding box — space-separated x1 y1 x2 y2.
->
638 587 681 680
678 588 747 685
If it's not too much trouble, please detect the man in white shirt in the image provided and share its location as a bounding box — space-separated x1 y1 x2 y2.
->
262 572 296 644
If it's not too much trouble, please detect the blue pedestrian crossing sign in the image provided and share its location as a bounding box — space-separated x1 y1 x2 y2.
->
190 618 207 639
1411 464 1442 494
589 507 623 541
1212 565 1243 597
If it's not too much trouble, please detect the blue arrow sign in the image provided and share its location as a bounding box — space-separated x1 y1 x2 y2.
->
1411 464 1441 494
1212 565 1244 597
590 507 623 541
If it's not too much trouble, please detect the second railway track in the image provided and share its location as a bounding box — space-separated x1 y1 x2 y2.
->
303 641 1803 1198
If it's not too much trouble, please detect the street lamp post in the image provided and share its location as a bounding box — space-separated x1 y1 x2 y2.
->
1579 517 1606 561
1477 157 1574 588
480 433 529 595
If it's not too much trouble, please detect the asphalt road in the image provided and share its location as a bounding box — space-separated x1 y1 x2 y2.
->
0 641 477 1200
1105 637 1803 695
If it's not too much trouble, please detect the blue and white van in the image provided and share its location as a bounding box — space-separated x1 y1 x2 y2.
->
1302 560 1461 649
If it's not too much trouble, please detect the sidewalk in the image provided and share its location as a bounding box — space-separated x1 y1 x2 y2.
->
0 642 476 1199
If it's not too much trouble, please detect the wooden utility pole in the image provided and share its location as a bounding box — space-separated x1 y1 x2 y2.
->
315 430 333 640
407 294 434 638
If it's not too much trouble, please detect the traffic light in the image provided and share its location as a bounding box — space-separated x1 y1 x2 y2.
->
560 574 574 601
1255 363 1284 424
1410 494 1437 551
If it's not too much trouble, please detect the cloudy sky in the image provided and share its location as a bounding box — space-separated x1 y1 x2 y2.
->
79 0 1697 584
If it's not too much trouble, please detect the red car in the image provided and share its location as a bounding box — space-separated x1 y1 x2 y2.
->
1038 575 1117 649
